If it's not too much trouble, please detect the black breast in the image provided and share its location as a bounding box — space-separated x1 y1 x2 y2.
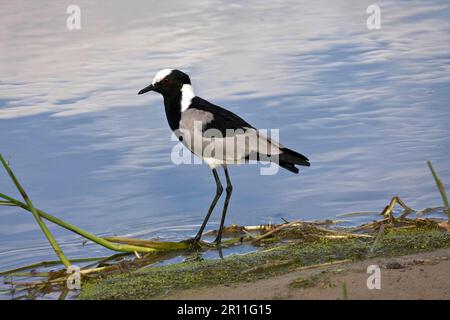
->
163 93 182 131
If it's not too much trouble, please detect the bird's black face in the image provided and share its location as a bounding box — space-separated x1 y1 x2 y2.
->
138 69 191 97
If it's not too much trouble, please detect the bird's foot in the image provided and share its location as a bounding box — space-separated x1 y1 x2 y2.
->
182 237 202 250
212 237 222 246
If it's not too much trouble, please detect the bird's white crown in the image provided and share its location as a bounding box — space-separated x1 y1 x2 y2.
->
152 69 173 85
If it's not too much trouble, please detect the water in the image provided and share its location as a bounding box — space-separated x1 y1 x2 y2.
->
1 0 449 292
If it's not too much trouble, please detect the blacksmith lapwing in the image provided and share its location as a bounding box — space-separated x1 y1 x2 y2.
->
138 69 310 247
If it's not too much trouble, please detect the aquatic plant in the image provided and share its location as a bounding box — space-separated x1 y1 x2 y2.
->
427 161 449 222
0 154 448 299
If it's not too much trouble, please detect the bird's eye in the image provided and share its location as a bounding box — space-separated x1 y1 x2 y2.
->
163 78 170 83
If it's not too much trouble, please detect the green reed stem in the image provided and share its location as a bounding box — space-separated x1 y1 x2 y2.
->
427 161 449 221
0 193 158 254
0 257 109 276
0 154 71 267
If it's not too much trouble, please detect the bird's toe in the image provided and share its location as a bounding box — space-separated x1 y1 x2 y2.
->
181 237 202 250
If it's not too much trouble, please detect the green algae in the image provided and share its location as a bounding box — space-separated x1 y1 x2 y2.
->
79 226 450 299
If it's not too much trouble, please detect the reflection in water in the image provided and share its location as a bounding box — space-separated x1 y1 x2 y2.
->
0 0 449 288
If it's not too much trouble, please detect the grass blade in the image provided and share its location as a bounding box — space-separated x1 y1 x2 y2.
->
0 193 158 254
427 161 449 221
0 154 71 267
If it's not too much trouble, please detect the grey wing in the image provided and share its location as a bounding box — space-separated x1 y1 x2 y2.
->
178 107 283 164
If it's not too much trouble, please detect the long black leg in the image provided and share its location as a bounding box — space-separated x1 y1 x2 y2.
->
214 166 233 244
192 168 223 247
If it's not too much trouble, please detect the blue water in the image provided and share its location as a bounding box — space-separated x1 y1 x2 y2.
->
1 0 449 283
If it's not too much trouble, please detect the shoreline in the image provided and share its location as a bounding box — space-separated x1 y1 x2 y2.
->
80 226 450 299
166 247 450 300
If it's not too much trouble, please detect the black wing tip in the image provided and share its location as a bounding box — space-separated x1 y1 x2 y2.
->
280 147 311 167
279 161 300 174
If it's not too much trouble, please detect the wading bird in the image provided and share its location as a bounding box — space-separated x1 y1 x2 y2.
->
138 69 310 247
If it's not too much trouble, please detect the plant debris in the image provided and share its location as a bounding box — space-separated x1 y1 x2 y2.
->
0 154 449 299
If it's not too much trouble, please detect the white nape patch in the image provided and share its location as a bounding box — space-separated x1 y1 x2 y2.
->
181 84 195 112
152 68 173 85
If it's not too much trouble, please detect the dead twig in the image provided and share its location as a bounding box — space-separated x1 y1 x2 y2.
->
251 220 302 243
380 196 414 222
370 224 385 253
295 259 352 272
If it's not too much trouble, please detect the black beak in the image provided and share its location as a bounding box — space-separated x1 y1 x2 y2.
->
138 84 154 95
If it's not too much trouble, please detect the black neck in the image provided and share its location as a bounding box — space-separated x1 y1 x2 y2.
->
163 92 182 131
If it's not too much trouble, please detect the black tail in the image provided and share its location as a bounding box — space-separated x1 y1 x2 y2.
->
278 147 310 174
